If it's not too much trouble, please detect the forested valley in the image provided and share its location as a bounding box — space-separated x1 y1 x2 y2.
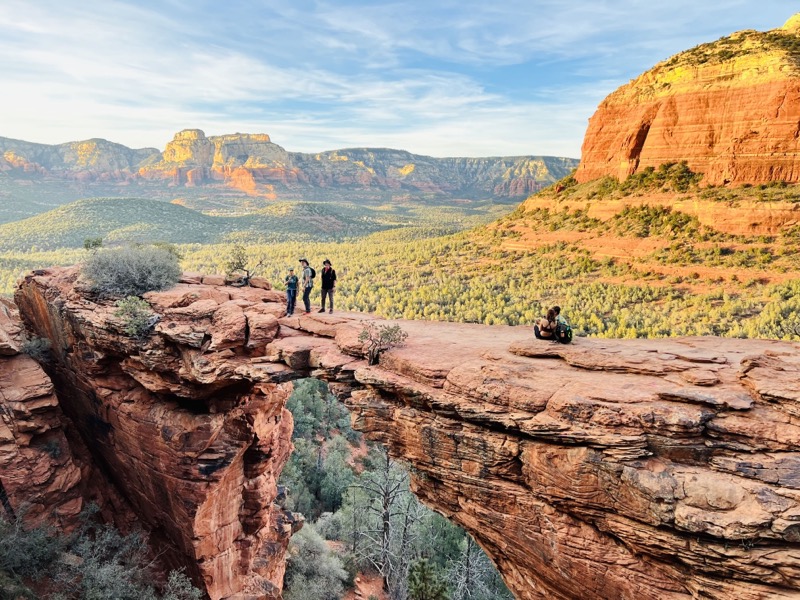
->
279 379 513 600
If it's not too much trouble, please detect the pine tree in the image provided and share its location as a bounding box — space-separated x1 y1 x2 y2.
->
408 558 449 600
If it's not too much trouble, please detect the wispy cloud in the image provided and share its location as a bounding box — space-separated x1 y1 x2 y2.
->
0 0 794 156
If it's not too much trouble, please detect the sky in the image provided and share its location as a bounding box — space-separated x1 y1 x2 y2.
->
0 1 795 158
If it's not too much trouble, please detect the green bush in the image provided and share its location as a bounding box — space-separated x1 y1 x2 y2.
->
283 525 348 600
114 296 158 338
0 507 203 600
82 245 181 297
0 512 63 580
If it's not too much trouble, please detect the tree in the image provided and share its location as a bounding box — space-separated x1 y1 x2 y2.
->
224 243 262 286
358 322 408 365
83 237 103 253
408 558 449 600
447 536 513 600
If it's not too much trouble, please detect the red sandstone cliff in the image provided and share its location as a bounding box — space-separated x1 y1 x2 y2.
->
12 267 800 599
576 14 800 186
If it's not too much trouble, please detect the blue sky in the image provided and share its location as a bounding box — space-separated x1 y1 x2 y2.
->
0 1 794 158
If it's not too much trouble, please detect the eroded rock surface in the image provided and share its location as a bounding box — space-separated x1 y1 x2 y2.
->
14 267 800 600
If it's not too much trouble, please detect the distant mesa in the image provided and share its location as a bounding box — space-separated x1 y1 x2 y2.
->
576 13 800 186
0 129 577 201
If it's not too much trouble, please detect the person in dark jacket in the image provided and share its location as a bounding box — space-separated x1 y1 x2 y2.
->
318 259 337 313
284 267 298 316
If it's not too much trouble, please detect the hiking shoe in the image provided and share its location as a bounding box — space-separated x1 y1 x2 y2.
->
318 308 325 313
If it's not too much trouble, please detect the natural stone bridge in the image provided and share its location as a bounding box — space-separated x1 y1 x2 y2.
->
9 267 800 599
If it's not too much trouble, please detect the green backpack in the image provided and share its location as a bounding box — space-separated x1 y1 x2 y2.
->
555 321 573 344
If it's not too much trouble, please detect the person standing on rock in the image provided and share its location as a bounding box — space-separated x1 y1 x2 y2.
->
300 258 313 313
284 267 298 316
318 259 337 314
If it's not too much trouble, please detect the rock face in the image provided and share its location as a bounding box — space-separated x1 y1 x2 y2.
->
0 130 577 200
0 299 85 529
14 268 800 599
576 15 800 186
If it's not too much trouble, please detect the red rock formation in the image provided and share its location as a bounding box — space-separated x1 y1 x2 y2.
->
14 268 800 599
15 270 301 599
576 15 800 186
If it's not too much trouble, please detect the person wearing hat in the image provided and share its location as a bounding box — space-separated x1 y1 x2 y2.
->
299 258 313 313
318 259 337 314
284 267 299 316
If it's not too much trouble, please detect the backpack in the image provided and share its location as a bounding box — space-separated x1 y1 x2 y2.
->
555 321 573 344
309 267 316 279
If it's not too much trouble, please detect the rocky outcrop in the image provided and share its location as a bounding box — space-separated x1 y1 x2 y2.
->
0 130 577 200
576 14 800 186
13 267 800 599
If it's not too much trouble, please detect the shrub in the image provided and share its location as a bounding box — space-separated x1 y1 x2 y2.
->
83 237 103 253
358 322 408 365
114 296 158 338
283 525 348 600
21 336 52 362
0 512 63 580
82 245 181 297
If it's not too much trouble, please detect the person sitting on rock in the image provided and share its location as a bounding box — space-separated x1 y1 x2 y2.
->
534 308 558 340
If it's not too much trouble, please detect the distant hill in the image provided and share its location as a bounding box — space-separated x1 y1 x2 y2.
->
576 13 800 186
0 130 578 206
0 197 398 251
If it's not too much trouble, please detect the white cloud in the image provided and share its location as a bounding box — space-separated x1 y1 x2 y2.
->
0 0 794 156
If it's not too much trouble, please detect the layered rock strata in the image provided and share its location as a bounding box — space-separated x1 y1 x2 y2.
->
15 267 800 600
576 15 800 186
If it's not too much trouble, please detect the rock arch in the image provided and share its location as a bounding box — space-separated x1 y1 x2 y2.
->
13 267 800 600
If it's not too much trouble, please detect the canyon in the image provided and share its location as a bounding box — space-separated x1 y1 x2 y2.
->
4 267 799 599
576 14 800 186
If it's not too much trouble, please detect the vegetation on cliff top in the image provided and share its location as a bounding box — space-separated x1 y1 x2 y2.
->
662 25 800 69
